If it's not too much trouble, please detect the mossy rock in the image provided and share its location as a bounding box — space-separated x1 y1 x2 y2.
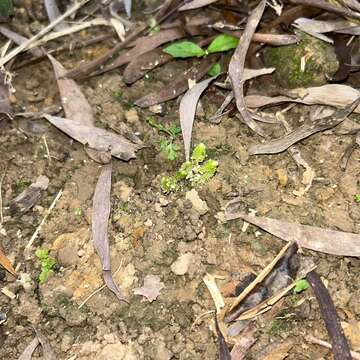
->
264 32 338 88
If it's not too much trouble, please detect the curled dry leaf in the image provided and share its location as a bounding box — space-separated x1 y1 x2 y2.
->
34 329 56 360
18 337 40 360
249 96 360 155
44 114 143 161
0 247 16 276
225 211 360 257
92 163 124 301
180 75 218 161
135 56 217 107
228 0 267 137
133 275 165 302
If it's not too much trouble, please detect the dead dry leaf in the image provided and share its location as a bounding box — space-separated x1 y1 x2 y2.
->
180 76 218 161
18 337 40 360
0 247 16 276
225 211 360 256
179 0 218 11
48 55 94 126
92 163 124 301
44 114 143 161
133 275 165 302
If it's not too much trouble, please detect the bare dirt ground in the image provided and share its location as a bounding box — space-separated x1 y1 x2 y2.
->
0 1 360 359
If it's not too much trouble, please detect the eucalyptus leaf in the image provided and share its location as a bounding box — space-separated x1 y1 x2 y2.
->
207 34 239 53
164 41 205 58
0 0 12 17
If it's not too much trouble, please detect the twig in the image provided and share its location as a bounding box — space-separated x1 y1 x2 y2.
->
0 0 91 67
78 261 123 309
307 335 360 360
25 189 63 249
42 135 51 164
0 164 8 225
190 310 215 330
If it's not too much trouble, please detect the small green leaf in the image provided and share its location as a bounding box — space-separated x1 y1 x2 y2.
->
208 63 221 77
159 140 179 161
207 34 239 54
191 143 207 164
354 194 360 203
0 0 12 17
293 279 310 294
160 176 179 193
168 124 181 137
149 17 160 34
164 41 205 58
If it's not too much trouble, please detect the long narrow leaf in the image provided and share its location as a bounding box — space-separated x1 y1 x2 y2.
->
180 76 217 161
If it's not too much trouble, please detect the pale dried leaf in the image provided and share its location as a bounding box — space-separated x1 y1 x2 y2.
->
18 337 40 360
133 275 165 302
179 0 218 11
44 114 143 161
48 55 94 126
44 0 66 31
93 163 124 301
180 76 217 161
35 329 56 360
226 212 360 256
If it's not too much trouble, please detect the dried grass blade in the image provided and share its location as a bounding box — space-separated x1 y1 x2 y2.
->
18 337 40 360
48 55 94 126
43 114 143 161
135 56 216 107
249 96 360 155
0 0 90 67
180 76 217 161
228 242 291 312
0 74 10 115
306 271 352 360
228 0 266 137
92 163 124 301
230 331 256 360
124 0 132 17
226 212 360 256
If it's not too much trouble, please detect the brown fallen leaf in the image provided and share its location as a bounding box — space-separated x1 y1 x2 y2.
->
43 114 143 161
47 55 94 126
228 0 267 137
179 0 218 11
225 211 360 256
135 56 217 107
180 75 218 161
342 321 360 351
260 341 293 360
0 247 16 276
92 163 124 301
10 175 49 214
249 96 360 155
307 271 352 360
230 331 256 360
133 275 165 302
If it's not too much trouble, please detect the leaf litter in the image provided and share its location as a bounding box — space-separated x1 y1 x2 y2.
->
133 275 165 302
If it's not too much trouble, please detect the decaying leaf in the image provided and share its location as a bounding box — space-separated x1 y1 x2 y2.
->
43 114 143 161
225 211 360 256
0 247 16 276
0 74 10 115
214 315 231 360
307 271 352 360
44 0 66 31
135 56 217 107
48 55 94 126
230 331 256 360
10 175 49 213
35 329 56 360
133 275 165 302
18 337 40 360
180 76 218 161
179 0 218 11
92 163 124 301
249 96 360 155
260 341 293 360
228 0 266 137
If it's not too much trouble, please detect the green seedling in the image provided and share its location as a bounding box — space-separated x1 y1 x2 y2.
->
147 117 181 161
293 279 310 294
208 63 221 77
164 34 239 59
74 208 82 216
354 194 360 203
0 0 12 17
161 143 218 193
36 249 56 284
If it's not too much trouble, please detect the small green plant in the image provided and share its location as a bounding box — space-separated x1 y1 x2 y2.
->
74 208 82 216
164 34 239 59
36 249 56 284
148 17 160 34
113 90 123 100
161 143 218 193
293 279 310 294
208 63 221 77
147 116 181 161
354 194 360 203
0 0 12 17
